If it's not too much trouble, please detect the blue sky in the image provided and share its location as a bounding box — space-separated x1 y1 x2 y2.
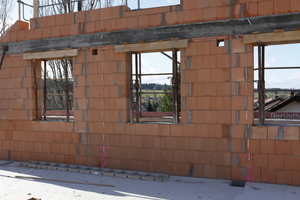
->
11 0 300 87
254 44 300 89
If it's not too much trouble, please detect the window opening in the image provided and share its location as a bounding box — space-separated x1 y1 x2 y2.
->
126 0 180 10
254 43 300 125
130 50 181 123
39 58 74 121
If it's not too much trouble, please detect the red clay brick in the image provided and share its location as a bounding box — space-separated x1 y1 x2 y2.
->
276 140 292 155
261 168 277 183
253 153 268 168
177 10 190 24
232 138 244 152
277 170 292 185
184 0 196 10
293 171 300 186
252 126 267 139
190 9 203 23
190 138 203 150
231 166 244 181
196 0 209 8
260 140 275 154
267 126 278 139
290 0 300 12
195 124 209 137
292 141 300 156
244 2 258 17
284 155 300 170
217 166 231 180
170 124 181 136
204 55 217 68
231 124 244 138
274 0 290 14
283 126 300 140
258 0 274 16
268 154 284 169
203 138 217 151
204 165 218 178
217 6 230 20
208 124 222 138
202 7 217 21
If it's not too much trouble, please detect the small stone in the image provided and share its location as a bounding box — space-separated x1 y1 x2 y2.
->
27 193 31 195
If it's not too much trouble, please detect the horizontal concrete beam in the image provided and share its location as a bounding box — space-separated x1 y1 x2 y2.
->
115 39 188 53
2 12 300 55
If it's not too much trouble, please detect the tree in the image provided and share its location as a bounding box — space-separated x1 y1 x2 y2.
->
158 87 173 112
38 0 122 16
146 101 154 112
0 0 13 37
158 64 181 112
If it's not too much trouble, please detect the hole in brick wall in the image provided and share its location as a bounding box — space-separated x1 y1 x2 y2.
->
92 49 98 55
231 180 246 187
217 39 225 47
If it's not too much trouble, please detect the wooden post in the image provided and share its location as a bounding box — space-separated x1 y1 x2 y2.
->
33 0 39 18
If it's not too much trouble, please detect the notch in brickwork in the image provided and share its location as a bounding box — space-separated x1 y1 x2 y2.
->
92 49 98 55
217 39 225 47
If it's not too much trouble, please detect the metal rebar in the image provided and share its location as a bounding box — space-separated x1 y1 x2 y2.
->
254 66 300 70
254 89 300 92
139 73 173 76
38 0 86 8
65 57 70 122
129 54 133 122
160 52 181 65
172 49 179 123
138 0 140 9
0 46 9 70
258 44 265 125
18 0 21 20
139 92 173 94
43 60 47 120
262 45 265 124
33 59 39 120
135 53 140 122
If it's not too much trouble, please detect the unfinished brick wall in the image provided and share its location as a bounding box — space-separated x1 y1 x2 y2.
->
1 0 300 185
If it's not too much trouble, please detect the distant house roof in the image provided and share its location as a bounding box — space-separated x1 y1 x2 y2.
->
254 97 285 111
266 94 300 112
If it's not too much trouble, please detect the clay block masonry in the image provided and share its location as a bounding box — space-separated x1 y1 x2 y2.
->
1 0 300 185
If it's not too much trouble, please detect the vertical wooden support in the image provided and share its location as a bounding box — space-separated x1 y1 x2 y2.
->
172 49 179 123
33 59 39 120
33 0 39 18
43 60 47 120
65 57 70 122
135 53 140 122
258 44 265 125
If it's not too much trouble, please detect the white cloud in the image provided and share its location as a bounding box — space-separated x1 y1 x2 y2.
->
265 58 277 67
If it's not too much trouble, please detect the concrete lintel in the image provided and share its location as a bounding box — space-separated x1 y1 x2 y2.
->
2 12 300 55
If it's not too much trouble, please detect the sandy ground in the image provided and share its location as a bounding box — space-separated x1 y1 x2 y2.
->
0 160 299 200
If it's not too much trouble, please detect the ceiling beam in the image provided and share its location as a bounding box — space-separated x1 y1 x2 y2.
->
2 12 300 55
115 39 188 53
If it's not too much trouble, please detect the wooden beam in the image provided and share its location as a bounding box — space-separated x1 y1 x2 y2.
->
244 30 300 45
23 49 78 60
115 39 188 53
